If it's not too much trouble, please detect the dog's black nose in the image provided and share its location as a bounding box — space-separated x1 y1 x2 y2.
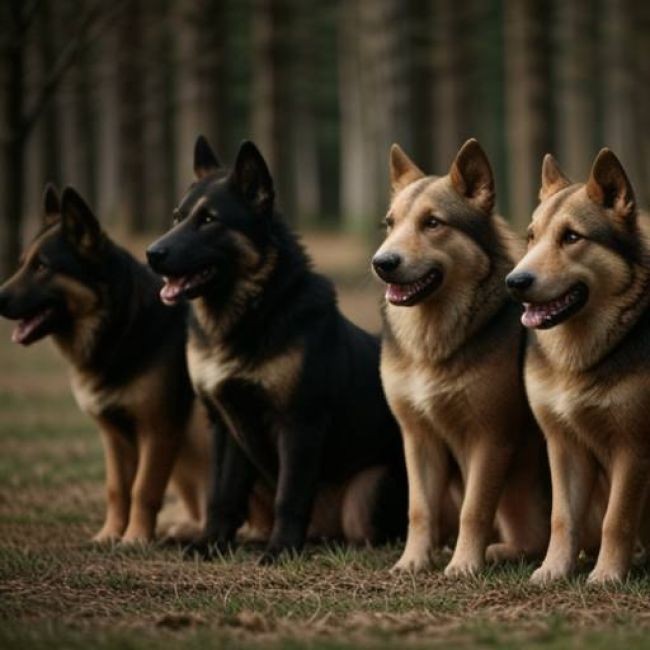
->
372 252 402 275
146 246 168 271
505 271 535 292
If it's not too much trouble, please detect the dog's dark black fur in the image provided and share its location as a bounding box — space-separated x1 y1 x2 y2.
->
147 137 407 562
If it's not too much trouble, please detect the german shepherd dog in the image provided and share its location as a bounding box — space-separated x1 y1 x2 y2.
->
372 139 550 576
506 149 650 584
146 137 407 562
0 186 209 543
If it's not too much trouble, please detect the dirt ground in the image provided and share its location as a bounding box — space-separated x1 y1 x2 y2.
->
3 232 650 649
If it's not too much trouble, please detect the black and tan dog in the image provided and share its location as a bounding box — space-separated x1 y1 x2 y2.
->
146 137 409 562
507 149 650 584
0 186 210 543
373 139 550 576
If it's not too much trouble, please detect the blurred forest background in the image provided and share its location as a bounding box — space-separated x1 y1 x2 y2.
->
1 0 649 278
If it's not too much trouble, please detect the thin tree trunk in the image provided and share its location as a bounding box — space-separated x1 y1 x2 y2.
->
554 0 598 179
504 0 554 231
251 0 294 219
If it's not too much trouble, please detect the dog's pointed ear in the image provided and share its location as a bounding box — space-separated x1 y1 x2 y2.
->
60 187 102 254
586 148 636 220
42 183 61 227
539 154 571 201
193 135 222 180
230 141 275 213
390 144 425 194
449 139 495 214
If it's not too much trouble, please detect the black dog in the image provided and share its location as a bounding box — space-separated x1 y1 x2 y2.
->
147 137 406 562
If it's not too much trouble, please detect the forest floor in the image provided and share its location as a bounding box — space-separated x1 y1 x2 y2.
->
3 232 650 649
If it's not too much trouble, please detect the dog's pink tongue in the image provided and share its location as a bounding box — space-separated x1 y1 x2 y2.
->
386 284 412 304
11 310 51 345
160 278 186 306
521 304 549 329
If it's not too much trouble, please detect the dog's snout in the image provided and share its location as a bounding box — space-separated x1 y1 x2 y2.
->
505 271 535 292
146 246 168 271
372 252 402 275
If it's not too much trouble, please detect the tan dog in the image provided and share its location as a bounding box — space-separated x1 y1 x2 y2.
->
373 139 550 576
506 149 650 584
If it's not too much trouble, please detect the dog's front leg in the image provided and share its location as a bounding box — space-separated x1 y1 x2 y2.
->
190 420 258 559
445 439 512 577
121 427 179 543
93 422 137 542
587 451 649 584
391 406 449 573
259 424 323 564
530 429 597 584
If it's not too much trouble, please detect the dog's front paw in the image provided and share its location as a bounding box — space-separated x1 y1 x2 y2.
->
444 555 483 578
92 527 122 543
530 561 572 584
257 544 300 566
586 565 625 586
390 550 432 574
182 537 233 561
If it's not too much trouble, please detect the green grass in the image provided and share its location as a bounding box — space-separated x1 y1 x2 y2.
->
3 306 650 649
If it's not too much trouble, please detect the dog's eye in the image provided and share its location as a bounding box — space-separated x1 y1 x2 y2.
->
562 229 582 245
171 210 183 226
199 209 218 226
425 216 441 229
34 258 48 273
384 216 394 230
526 230 534 243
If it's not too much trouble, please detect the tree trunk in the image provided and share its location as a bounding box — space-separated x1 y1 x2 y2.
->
504 0 554 231
602 0 647 203
554 0 598 179
0 2 26 278
251 0 295 219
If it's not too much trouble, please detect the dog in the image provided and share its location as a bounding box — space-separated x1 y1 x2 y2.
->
0 185 210 543
145 136 412 563
373 139 550 576
506 149 650 584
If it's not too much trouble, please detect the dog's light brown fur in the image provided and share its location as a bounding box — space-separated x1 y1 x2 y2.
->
511 150 650 584
377 140 550 576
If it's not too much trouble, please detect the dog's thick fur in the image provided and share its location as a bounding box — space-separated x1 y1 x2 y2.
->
507 149 650 584
146 137 409 562
0 186 210 543
373 139 550 576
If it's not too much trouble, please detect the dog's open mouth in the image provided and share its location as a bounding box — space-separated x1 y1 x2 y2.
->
521 283 588 329
11 307 57 345
385 269 443 307
160 267 218 305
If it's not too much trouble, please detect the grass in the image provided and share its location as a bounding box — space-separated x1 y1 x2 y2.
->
3 234 650 648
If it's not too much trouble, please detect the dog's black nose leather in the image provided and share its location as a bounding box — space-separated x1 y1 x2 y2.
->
146 246 168 270
372 253 402 274
505 272 535 291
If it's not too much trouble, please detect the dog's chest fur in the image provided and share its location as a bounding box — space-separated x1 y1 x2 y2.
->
69 367 158 421
526 352 650 460
187 339 302 410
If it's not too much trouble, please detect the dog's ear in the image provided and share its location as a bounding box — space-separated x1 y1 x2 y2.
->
230 141 275 213
389 144 425 194
449 139 495 214
42 183 61 227
60 187 102 254
193 135 222 180
586 148 636 220
539 154 571 201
